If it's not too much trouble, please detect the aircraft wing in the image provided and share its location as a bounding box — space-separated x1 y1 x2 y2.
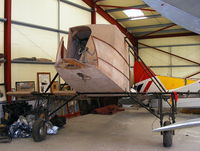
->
143 0 200 34
153 118 200 132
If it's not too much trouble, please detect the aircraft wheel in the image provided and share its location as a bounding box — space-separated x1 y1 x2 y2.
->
32 119 47 142
163 121 173 147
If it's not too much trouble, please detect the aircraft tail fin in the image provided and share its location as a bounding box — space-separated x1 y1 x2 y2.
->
134 60 156 84
133 60 166 92
133 60 198 93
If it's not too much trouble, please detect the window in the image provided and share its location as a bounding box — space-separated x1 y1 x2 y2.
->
123 9 147 20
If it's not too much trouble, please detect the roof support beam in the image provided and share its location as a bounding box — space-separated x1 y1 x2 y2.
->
95 0 106 2
82 0 137 46
1 17 68 34
12 20 68 34
139 24 176 38
134 28 188 36
185 71 200 78
139 43 200 49
127 23 175 30
105 4 148 13
0 18 7 22
91 1 96 24
138 42 200 65
137 32 198 39
150 65 200 68
4 0 12 103
130 65 200 68
98 5 155 12
117 14 161 22
60 0 92 12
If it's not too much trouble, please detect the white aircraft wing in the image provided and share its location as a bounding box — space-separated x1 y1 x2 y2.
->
153 118 200 132
143 0 200 34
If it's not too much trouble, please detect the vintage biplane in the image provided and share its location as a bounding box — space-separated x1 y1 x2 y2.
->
6 24 200 147
54 24 200 147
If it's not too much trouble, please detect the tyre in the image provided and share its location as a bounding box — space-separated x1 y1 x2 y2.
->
163 121 173 147
32 119 47 142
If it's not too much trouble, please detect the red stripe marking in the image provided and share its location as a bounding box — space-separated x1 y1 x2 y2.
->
172 91 179 102
144 81 153 92
134 60 156 83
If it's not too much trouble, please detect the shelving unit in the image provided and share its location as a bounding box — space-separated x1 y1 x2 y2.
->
0 59 5 89
11 60 55 65
0 59 5 63
0 56 7 103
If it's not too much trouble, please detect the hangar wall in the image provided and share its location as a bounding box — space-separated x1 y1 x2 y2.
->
0 23 3 82
0 0 5 102
0 0 200 100
0 0 110 100
0 0 4 18
139 35 200 79
11 0 90 89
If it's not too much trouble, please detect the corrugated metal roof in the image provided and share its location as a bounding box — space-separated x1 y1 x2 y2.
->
96 0 195 38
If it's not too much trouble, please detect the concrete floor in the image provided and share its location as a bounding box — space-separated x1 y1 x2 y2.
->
1 108 200 151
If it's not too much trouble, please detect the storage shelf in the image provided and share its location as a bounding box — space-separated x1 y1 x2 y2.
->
0 101 7 104
12 60 55 65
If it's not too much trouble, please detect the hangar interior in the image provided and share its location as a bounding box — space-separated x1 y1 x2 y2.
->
0 0 200 150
